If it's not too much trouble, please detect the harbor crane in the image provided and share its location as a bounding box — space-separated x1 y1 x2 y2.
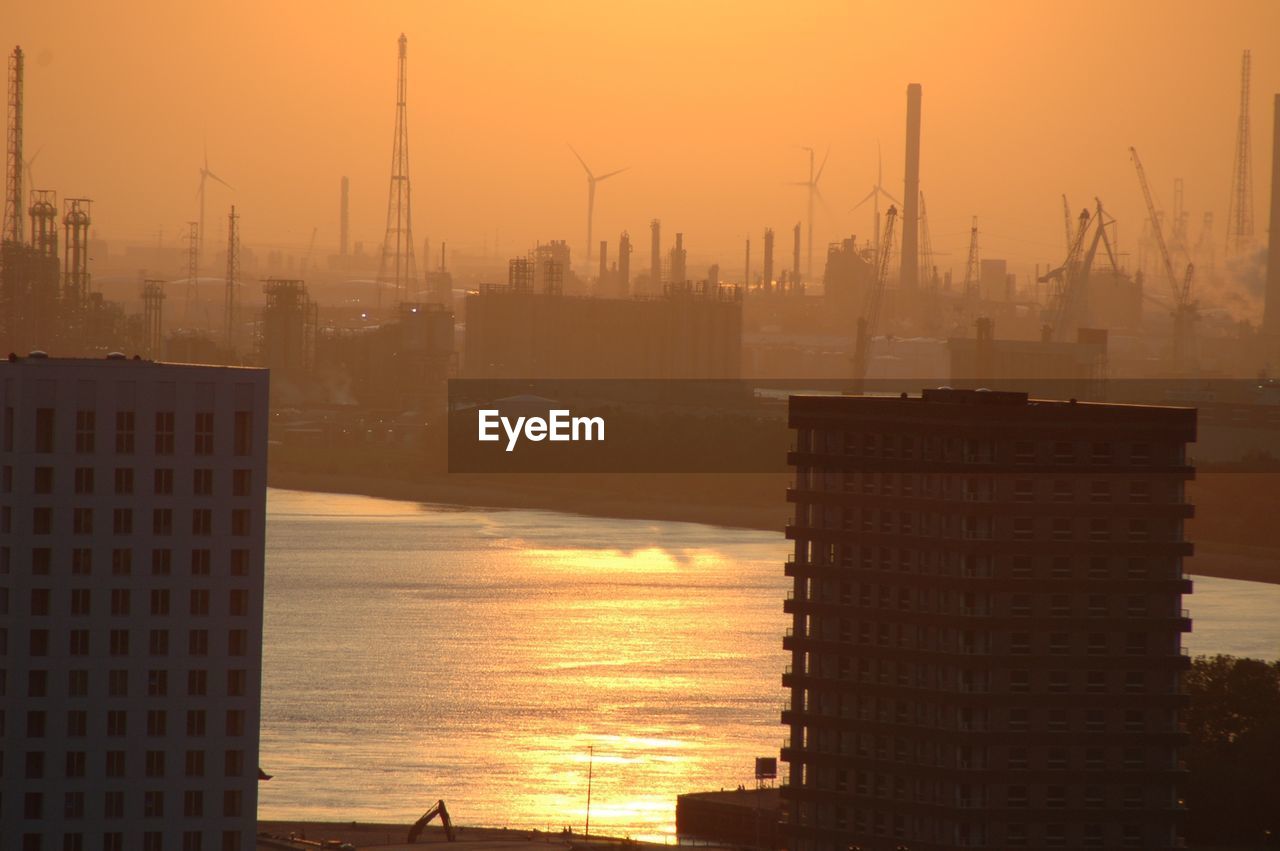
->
1130 146 1197 374
851 204 898 391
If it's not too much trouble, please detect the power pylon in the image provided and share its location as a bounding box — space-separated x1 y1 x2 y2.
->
185 221 199 321
1226 49 1254 257
377 33 417 307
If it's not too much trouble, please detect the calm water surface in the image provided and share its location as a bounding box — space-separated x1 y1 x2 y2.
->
258 488 1280 839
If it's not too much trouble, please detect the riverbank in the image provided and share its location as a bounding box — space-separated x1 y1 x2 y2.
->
257 820 678 850
267 471 1280 586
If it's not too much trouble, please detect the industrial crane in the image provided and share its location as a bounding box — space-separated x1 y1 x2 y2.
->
407 799 457 843
851 205 898 391
1129 146 1197 374
1038 206 1092 340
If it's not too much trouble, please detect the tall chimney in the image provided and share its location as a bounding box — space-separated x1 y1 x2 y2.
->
792 222 802 293
901 83 922 290
339 176 350 257
1265 94 1280 338
763 228 774 292
598 240 608 288
650 218 662 293
619 231 631 296
671 232 686 284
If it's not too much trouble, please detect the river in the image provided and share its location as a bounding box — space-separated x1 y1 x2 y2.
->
258 488 1280 839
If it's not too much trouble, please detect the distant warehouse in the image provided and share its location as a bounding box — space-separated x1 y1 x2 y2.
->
463 282 742 379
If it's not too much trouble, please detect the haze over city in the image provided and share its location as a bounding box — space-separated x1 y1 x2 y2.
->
5 0 1280 294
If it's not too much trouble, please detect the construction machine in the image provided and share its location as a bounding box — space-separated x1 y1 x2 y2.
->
407 799 456 843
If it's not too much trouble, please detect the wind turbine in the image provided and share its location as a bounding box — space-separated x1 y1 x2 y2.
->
789 145 829 283
24 144 44 190
197 144 233 265
568 144 628 264
850 142 901 265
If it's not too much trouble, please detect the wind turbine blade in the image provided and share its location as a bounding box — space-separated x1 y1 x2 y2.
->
814 146 830 184
850 187 877 212
596 166 629 181
206 171 234 191
566 143 592 178
815 185 834 219
26 144 43 168
877 187 902 207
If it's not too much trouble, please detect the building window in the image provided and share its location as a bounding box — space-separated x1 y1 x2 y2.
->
229 589 249 617
35 407 55 453
114 411 136 455
231 509 251 536
72 507 93 535
151 549 172 576
1012 518 1032 540
112 508 133 535
113 467 134 495
232 469 252 497
145 750 166 777
187 709 206 736
222 789 243 817
71 548 92 574
189 630 209 656
34 466 53 493
108 669 128 696
108 629 129 656
103 795 124 821
230 549 249 576
228 629 248 656
111 549 131 575
225 749 245 777
194 468 213 496
1013 479 1033 501
74 467 94 495
154 468 173 495
194 412 214 455
110 589 130 616
68 669 89 696
69 630 90 656
106 710 127 736
150 589 170 616
185 750 205 777
70 588 92 616
65 750 87 778
149 629 169 656
227 669 246 697
143 790 164 817
147 669 168 697
191 549 211 575
184 791 204 818
225 709 245 736
153 508 172 535
154 411 175 455
146 709 167 736
1010 670 1030 693
234 410 253 455
33 507 53 535
75 410 95 453
192 509 213 536
188 669 208 696
190 590 210 616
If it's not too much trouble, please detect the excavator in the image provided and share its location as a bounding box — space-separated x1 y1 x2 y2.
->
407 799 457 843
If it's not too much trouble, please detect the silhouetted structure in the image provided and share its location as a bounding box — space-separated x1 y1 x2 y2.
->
0 354 268 850
783 389 1195 850
1265 93 1280 340
901 83 922 290
317 302 453 409
377 34 417 304
259 278 317 381
821 237 874 319
464 282 742 378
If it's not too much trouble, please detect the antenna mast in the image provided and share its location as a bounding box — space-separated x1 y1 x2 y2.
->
377 33 417 307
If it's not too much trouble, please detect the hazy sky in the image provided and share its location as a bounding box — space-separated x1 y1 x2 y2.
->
5 0 1279 284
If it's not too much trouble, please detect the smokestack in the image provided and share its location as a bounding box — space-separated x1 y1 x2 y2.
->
1266 93 1280 338
339 176 349 257
901 83 922 290
619 231 631 296
792 222 801 293
671 232 686 284
763 228 774 292
650 218 661 293
744 237 751 289
598 240 608 286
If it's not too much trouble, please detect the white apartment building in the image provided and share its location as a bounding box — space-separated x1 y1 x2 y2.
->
1 353 268 851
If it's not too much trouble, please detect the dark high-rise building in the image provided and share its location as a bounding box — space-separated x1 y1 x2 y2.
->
782 389 1195 850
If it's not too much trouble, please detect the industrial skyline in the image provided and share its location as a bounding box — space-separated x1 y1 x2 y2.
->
2 1 1278 287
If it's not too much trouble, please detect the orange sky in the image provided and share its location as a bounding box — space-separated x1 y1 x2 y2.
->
4 0 1279 283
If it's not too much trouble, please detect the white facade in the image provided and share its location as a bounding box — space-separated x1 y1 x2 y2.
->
1 355 268 851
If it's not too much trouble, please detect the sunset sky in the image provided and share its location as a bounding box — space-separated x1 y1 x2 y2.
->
5 0 1279 285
